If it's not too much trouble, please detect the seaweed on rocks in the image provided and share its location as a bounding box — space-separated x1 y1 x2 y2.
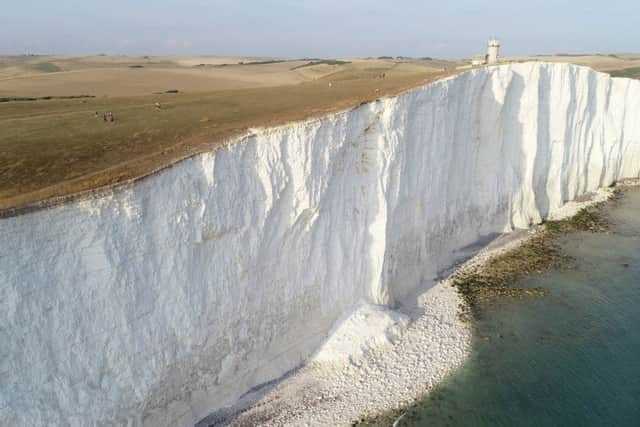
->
453 204 611 321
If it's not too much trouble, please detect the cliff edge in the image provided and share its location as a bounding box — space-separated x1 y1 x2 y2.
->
1 62 639 426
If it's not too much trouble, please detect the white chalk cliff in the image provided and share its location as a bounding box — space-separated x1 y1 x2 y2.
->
1 63 639 426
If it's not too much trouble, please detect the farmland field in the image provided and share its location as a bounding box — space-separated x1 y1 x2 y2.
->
1 53 639 213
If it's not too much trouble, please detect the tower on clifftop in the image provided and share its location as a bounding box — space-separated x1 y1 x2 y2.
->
487 39 500 64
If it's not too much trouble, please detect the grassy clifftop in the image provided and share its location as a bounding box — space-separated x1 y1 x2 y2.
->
0 58 452 212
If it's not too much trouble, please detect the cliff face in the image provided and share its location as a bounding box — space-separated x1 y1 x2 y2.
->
1 63 639 426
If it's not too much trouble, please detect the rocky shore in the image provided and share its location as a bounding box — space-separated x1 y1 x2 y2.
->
217 186 625 427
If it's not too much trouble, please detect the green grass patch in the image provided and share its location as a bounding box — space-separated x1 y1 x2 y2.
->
608 66 640 80
0 95 95 103
291 60 351 70
238 59 288 66
31 62 62 73
196 60 289 68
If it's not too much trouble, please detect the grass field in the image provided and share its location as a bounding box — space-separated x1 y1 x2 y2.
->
514 53 640 72
0 56 455 212
1 53 639 213
608 66 640 79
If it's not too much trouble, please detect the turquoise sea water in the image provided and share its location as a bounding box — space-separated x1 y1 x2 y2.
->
406 188 640 427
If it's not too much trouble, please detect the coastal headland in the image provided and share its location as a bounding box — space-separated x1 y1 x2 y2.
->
1 60 640 426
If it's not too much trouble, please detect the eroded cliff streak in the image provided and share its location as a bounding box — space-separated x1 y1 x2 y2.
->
1 63 639 426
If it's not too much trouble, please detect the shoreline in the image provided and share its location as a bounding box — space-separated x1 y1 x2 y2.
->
204 283 470 427
214 184 635 426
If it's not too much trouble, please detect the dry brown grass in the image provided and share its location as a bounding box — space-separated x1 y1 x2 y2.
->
511 53 640 72
0 56 455 213
0 59 313 97
2 53 636 215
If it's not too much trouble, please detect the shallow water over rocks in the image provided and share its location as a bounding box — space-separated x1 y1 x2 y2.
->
404 187 640 426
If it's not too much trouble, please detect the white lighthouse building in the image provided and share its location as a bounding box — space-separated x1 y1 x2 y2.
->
468 38 502 67
487 38 500 64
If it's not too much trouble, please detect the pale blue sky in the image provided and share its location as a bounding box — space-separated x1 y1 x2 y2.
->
2 0 638 57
